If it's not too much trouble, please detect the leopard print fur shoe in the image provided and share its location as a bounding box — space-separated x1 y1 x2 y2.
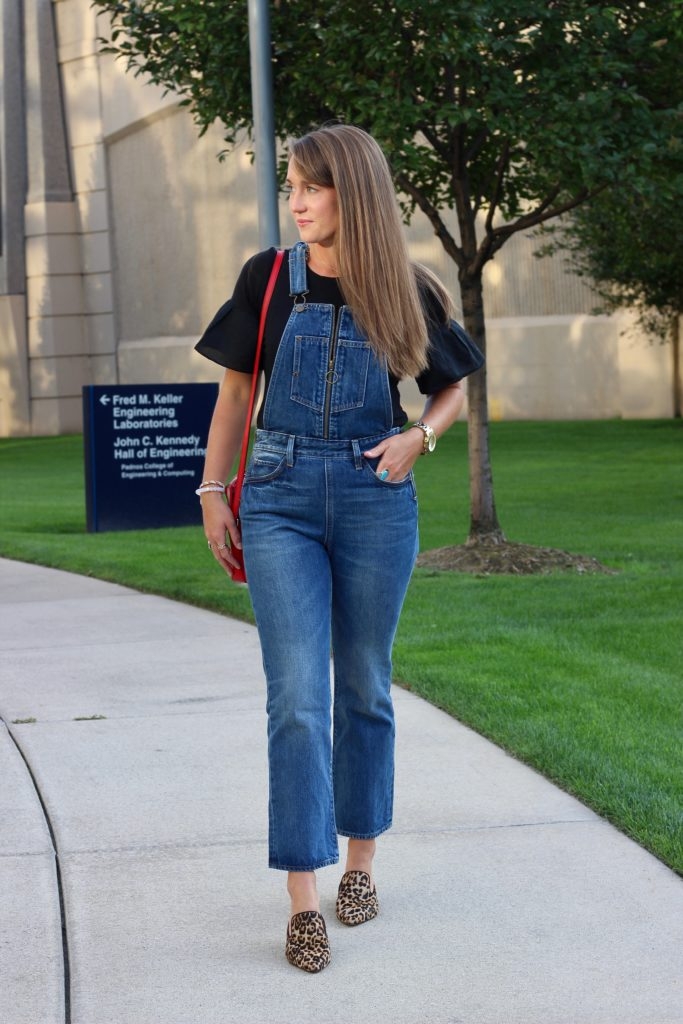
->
285 910 331 973
335 870 379 926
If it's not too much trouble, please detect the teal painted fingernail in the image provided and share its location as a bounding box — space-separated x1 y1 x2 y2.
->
379 469 389 480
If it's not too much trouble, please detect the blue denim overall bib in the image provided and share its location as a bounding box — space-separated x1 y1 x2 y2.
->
240 242 418 871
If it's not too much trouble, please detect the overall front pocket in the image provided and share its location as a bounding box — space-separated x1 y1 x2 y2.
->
290 336 371 413
361 457 417 497
245 448 288 484
290 336 329 412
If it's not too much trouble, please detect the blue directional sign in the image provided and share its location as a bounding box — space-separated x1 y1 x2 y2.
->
83 383 218 532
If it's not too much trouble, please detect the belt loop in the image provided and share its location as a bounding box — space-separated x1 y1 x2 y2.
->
352 439 363 470
286 434 295 467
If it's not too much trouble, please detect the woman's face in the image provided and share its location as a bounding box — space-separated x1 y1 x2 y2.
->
285 159 339 249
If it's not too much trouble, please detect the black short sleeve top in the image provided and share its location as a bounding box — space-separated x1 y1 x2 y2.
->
195 247 468 427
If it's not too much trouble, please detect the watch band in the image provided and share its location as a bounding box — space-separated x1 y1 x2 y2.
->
414 420 436 454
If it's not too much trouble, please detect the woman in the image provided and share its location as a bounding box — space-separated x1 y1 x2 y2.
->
196 124 478 973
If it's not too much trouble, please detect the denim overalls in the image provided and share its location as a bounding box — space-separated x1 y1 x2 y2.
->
240 242 419 871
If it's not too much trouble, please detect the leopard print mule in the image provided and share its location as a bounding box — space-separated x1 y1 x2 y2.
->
335 870 379 926
285 910 331 973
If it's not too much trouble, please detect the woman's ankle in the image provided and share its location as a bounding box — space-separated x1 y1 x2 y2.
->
344 838 376 881
287 871 319 918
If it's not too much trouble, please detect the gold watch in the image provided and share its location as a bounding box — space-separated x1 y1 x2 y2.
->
414 420 436 454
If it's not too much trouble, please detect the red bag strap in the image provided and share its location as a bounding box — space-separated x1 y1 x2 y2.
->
229 248 285 513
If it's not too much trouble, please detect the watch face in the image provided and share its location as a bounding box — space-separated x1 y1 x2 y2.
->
427 432 436 452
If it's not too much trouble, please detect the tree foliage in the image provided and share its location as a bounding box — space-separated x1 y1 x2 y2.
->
535 13 683 416
94 0 683 539
558 172 683 417
565 176 683 326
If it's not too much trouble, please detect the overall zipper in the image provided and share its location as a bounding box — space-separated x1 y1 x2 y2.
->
322 307 341 438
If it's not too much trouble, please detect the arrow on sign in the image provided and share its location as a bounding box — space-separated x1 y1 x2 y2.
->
99 395 111 405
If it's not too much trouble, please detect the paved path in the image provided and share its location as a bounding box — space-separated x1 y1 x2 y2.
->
0 557 681 1024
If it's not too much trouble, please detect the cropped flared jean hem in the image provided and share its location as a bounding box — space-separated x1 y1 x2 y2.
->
336 821 392 841
269 855 340 873
269 820 391 870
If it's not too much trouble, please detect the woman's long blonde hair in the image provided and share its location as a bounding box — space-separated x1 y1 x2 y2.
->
288 124 453 379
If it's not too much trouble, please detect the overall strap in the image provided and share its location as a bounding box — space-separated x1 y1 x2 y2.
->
229 248 285 513
288 241 309 301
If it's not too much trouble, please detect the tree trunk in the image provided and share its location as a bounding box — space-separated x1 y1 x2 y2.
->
672 313 681 419
460 272 506 544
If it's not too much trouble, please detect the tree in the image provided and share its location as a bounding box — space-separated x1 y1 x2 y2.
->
540 108 683 419
94 0 683 547
554 180 683 417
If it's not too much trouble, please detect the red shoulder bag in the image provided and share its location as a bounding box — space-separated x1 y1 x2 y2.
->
226 249 285 583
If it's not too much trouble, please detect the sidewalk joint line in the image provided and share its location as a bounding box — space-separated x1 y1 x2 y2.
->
63 835 268 858
0 848 56 860
41 819 599 860
392 817 598 837
0 630 234 653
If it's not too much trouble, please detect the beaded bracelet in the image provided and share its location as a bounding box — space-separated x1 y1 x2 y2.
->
195 484 225 496
198 479 225 488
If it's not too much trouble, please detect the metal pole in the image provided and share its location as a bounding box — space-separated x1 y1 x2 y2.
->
248 0 280 248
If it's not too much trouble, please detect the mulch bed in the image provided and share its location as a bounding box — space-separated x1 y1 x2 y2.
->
416 539 616 576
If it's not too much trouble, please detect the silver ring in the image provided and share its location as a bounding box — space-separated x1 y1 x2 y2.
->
207 541 213 549
216 544 227 551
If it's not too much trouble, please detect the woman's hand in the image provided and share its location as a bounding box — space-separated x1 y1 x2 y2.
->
202 491 243 575
363 381 465 481
363 428 424 482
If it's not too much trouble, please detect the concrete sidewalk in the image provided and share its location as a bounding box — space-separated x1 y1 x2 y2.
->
0 557 681 1024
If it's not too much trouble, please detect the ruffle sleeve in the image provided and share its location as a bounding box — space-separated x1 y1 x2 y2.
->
416 317 485 394
194 250 275 371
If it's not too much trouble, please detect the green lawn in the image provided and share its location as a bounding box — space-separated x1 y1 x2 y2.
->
1 421 681 873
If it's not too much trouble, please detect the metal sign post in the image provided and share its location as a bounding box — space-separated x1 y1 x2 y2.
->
248 0 280 249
